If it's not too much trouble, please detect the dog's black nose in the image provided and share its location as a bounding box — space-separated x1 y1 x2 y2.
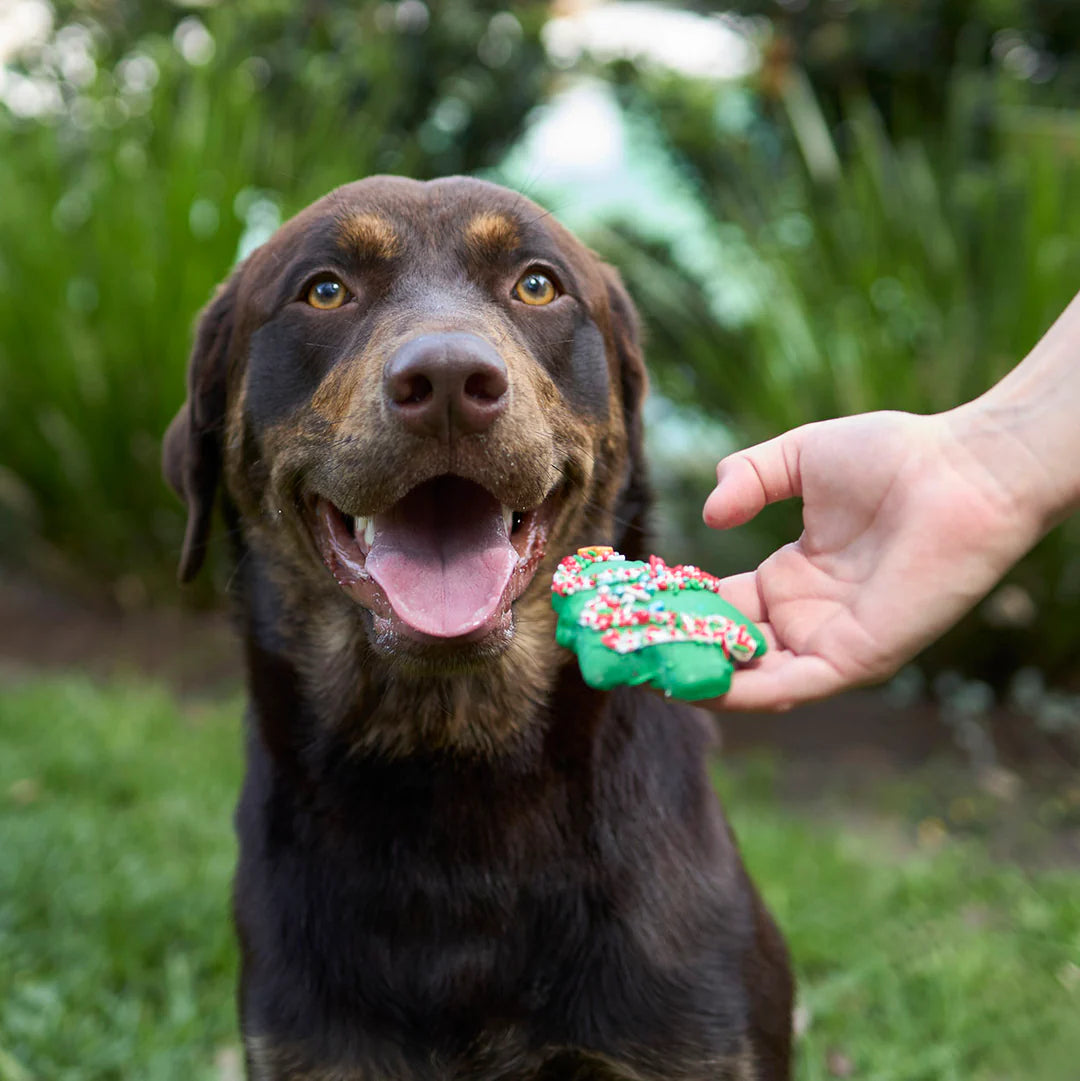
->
383 332 509 439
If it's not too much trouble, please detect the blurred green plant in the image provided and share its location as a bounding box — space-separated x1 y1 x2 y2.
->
598 62 1080 689
0 0 547 603
724 0 1080 132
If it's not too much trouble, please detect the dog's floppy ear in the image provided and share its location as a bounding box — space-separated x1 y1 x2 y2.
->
601 263 651 559
162 272 240 583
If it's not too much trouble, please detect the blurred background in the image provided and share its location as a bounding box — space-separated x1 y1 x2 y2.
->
2 1 1079 1078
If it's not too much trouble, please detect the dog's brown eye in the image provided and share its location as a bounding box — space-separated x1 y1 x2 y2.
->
306 277 348 310
513 271 557 307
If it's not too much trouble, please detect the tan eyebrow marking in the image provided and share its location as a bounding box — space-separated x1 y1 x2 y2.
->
337 213 401 259
464 212 520 256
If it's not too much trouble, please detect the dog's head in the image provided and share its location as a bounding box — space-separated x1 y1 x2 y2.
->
164 176 648 743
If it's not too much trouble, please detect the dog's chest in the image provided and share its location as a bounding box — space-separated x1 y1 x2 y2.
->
245 1029 756 1081
237 773 740 1076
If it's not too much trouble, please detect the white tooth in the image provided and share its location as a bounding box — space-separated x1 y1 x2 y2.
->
353 516 373 546
502 506 514 534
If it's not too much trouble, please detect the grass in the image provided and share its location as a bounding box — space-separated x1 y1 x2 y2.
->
2 673 1078 1079
0 677 241 1080
723 759 1080 1081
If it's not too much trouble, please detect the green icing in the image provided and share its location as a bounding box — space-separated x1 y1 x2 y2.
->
551 554 766 701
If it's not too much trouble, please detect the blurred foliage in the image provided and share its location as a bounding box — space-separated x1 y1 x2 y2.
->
597 51 1080 690
719 0 1080 130
0 0 547 604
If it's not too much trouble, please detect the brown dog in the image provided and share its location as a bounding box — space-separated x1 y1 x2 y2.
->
164 176 792 1080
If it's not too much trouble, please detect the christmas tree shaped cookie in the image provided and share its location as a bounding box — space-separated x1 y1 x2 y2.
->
551 546 767 700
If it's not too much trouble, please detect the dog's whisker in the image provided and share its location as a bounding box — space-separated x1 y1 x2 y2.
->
553 462 644 539
222 545 253 597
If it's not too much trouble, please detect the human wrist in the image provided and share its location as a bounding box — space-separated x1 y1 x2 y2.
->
977 294 1080 526
952 359 1080 540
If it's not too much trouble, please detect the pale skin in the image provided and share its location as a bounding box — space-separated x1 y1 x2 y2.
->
702 290 1080 712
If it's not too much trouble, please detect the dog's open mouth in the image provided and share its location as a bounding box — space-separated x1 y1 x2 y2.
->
312 475 556 642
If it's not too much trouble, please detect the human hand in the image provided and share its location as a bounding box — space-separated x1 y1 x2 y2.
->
700 408 1048 711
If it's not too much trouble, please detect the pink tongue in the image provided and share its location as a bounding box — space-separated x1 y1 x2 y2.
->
365 477 518 638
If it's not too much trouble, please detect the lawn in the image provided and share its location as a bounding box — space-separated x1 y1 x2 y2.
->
1 673 1078 1080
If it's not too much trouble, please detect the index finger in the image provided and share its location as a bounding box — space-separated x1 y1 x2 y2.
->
703 432 804 530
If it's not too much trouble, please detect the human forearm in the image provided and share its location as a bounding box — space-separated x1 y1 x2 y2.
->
956 290 1080 537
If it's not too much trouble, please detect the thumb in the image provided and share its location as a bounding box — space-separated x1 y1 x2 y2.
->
703 430 804 529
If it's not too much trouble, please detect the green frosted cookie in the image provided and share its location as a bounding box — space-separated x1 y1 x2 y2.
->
550 546 766 700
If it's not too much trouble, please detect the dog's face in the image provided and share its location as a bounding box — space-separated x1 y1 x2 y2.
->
164 177 647 734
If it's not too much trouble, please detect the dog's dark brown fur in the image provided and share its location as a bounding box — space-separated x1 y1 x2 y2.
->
164 176 793 1080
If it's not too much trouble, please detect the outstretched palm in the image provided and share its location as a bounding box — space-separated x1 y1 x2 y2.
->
702 410 1041 711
